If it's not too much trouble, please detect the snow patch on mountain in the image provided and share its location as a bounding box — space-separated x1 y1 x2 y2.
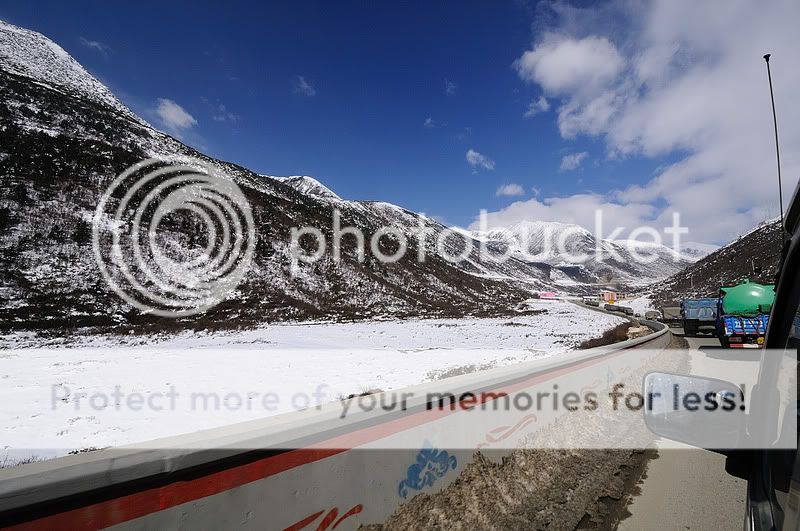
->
269 175 341 200
679 242 720 260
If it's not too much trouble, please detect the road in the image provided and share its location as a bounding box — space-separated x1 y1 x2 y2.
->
619 328 756 530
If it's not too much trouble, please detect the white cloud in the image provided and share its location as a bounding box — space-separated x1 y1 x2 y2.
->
79 37 110 56
423 117 435 128
515 35 624 94
212 103 239 123
457 127 472 141
154 98 197 131
496 184 526 197
524 96 550 118
466 149 495 171
293 75 316 97
469 193 656 235
560 151 588 171
509 0 800 243
531 186 541 197
444 78 458 96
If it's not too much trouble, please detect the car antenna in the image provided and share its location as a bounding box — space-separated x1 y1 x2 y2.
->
763 53 787 243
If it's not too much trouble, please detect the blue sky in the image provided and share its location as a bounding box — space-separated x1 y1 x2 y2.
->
2 1 797 244
0 1 670 228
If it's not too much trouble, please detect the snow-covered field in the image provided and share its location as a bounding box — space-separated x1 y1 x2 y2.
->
0 300 624 463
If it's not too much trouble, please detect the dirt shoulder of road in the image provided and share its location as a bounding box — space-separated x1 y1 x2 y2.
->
573 302 649 350
363 332 689 531
362 448 656 531
578 322 634 349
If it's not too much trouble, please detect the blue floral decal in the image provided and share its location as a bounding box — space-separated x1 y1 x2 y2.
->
398 443 458 498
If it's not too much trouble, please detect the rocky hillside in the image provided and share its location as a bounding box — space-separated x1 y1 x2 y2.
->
648 219 783 306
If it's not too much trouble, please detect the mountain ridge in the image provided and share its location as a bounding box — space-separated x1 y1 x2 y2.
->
0 20 143 124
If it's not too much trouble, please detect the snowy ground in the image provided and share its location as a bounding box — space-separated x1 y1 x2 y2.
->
625 295 656 316
0 300 625 463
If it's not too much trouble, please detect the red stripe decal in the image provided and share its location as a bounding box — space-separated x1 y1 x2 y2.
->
283 510 325 531
5 448 344 531
333 505 363 529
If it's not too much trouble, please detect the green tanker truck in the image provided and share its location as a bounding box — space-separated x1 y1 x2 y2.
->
715 279 774 348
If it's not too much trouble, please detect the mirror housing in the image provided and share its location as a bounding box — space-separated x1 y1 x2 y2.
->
643 372 746 449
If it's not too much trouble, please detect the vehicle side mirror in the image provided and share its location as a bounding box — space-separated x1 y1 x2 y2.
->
643 372 745 449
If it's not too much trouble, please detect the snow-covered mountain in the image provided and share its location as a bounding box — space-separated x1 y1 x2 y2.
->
0 20 563 333
470 220 695 286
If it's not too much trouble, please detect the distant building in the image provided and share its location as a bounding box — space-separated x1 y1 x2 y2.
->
601 290 617 303
537 291 557 299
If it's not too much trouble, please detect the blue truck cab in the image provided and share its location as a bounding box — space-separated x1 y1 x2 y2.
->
680 298 718 336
